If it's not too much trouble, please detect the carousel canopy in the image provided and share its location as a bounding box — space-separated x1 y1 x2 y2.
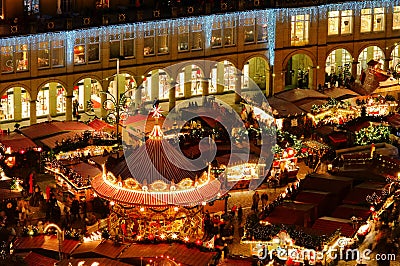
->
111 127 203 184
92 123 221 206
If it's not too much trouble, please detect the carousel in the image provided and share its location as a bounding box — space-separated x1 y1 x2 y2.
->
91 111 222 243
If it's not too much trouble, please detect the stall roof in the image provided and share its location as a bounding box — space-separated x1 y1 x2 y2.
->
39 131 82 149
57 258 132 266
20 121 93 140
267 96 304 117
24 251 58 266
322 87 360 100
275 89 328 103
0 132 37 151
119 243 216 266
88 119 115 131
312 216 356 237
68 162 102 178
15 235 80 254
72 240 127 259
297 99 327 113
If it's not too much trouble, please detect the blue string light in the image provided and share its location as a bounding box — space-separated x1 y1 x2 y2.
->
0 0 399 68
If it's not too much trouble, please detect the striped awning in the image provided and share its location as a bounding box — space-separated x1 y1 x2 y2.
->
91 174 221 207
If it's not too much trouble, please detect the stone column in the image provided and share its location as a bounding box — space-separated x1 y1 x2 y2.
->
235 73 242 104
49 83 57 117
83 78 91 110
216 63 225 94
169 82 177 111
151 70 159 101
13 87 22 122
30 100 37 125
65 94 73 121
201 78 209 106
184 66 192 98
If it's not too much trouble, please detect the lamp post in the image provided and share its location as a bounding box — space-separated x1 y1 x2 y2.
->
102 57 135 145
44 223 63 260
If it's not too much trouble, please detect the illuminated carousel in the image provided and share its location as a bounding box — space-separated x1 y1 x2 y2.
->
91 112 221 243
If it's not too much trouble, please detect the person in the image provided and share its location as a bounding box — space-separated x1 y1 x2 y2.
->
252 191 260 212
73 99 79 118
237 206 243 224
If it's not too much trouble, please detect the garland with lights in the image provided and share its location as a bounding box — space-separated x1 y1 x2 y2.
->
354 125 391 146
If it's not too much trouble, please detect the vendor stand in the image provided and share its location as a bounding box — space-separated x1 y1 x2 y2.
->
225 161 266 190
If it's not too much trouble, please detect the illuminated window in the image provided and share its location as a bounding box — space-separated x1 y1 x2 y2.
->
394 6 400 30
211 22 222 48
191 24 203 50
224 20 235 46
178 25 189 52
357 46 385 75
328 11 339 35
37 87 49 117
1 44 29 73
0 89 14 120
341 10 353 34
15 44 29 72
361 8 385 33
144 29 155 56
157 28 169 54
1 46 13 73
256 18 268 43
74 38 86 64
158 70 170 99
24 0 39 14
109 33 121 59
243 18 255 43
51 40 65 67
88 36 100 62
328 10 352 35
291 15 309 46
38 42 50 68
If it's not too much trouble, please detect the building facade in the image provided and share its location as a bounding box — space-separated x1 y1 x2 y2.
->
0 0 400 124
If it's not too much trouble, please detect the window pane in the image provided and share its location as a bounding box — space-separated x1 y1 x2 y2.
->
123 39 134 57
144 30 155 56
257 23 268 42
178 26 189 51
158 29 169 54
394 6 400 30
291 15 309 46
110 41 120 59
243 18 255 43
52 40 64 67
212 22 222 48
191 24 203 50
373 8 385 32
38 41 50 68
224 20 235 46
74 38 85 64
361 9 372 32
341 10 352 34
88 36 99 62
328 11 339 35
15 44 29 71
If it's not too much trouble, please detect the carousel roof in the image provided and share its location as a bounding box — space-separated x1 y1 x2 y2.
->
91 172 221 206
110 125 203 184
92 122 221 206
